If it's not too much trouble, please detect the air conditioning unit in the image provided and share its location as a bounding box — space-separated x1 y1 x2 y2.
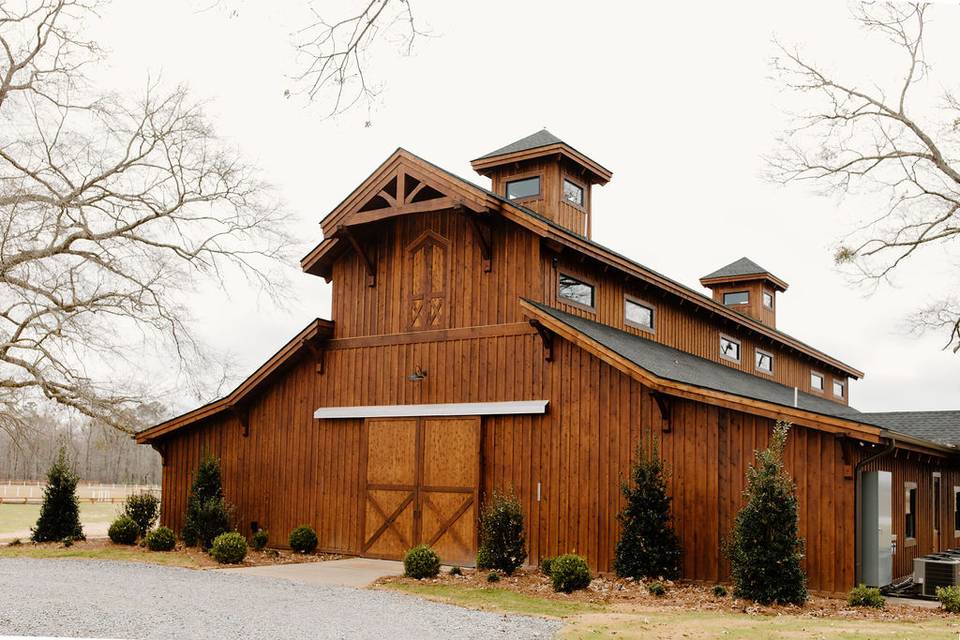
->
913 556 960 597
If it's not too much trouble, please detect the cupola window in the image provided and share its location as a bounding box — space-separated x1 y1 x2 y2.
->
505 176 540 201
811 371 824 392
833 379 845 398
763 291 774 309
723 291 749 305
755 349 773 373
563 179 584 207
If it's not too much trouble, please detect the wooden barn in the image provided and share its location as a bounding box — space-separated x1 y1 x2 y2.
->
136 130 960 594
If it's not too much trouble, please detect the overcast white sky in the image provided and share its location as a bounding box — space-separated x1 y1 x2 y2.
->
88 0 960 413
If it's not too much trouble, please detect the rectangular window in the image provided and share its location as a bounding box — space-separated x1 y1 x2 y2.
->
505 176 540 201
558 273 594 310
723 291 749 305
833 379 845 398
720 335 741 362
755 349 773 374
954 487 960 536
624 296 654 332
763 291 774 309
905 482 918 542
562 179 584 207
811 371 824 392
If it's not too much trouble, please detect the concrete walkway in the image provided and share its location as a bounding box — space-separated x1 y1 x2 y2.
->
218 557 404 588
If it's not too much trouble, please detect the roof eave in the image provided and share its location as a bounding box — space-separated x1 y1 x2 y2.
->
470 143 613 184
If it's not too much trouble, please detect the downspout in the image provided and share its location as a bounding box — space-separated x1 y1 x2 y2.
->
854 436 896 586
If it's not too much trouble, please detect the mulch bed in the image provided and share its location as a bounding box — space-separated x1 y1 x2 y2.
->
3 538 341 569
379 567 959 623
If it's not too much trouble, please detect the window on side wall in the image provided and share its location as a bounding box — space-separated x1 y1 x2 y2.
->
558 273 595 310
624 296 654 332
720 335 741 362
755 349 773 374
954 487 960 537
905 482 918 543
833 379 845 398
763 290 774 309
811 371 824 392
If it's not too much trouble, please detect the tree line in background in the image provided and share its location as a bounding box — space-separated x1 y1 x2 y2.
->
0 403 162 484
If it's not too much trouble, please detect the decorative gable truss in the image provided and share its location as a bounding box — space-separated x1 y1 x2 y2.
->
303 150 499 281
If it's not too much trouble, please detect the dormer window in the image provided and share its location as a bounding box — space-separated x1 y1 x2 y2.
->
720 335 741 362
563 179 584 207
723 291 749 305
811 371 824 392
505 176 540 201
558 272 595 310
763 291 774 309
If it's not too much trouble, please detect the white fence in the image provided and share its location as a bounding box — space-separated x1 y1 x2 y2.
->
0 481 160 504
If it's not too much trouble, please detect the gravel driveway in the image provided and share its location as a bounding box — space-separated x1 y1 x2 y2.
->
0 559 561 639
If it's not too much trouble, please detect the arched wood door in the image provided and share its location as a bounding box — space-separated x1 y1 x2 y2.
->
361 416 479 566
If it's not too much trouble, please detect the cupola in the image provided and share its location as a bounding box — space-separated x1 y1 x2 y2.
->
471 129 611 239
700 257 788 328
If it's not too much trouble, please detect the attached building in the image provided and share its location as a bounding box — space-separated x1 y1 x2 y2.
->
136 130 960 593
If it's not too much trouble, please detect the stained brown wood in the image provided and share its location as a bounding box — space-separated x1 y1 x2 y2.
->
144 154 955 598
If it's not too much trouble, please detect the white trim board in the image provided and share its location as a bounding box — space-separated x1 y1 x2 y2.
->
313 400 548 419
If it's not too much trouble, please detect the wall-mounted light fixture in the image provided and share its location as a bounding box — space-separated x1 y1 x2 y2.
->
407 366 427 382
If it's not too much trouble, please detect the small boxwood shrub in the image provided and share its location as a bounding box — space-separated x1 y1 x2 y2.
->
937 585 960 613
210 532 247 564
108 515 139 545
403 544 440 579
487 571 500 583
123 493 160 537
847 584 884 609
712 584 728 598
252 529 268 551
289 525 318 554
477 491 527 575
540 556 554 576
146 526 176 552
448 566 462 576
550 554 591 593
647 581 666 596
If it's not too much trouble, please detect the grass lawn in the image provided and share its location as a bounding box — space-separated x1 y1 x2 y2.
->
382 582 960 639
0 501 119 535
0 542 201 568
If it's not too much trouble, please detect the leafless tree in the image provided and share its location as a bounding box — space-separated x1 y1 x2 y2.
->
768 2 960 352
291 0 425 118
0 0 292 436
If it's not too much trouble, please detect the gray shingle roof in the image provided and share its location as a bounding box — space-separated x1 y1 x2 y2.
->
702 257 772 281
477 129 564 159
860 411 960 447
527 300 869 423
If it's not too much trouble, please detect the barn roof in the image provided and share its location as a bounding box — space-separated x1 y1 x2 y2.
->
860 411 960 447
522 300 956 452
475 128 564 159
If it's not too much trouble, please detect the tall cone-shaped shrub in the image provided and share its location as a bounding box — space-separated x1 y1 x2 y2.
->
727 421 807 605
32 447 84 542
613 440 681 580
182 454 231 549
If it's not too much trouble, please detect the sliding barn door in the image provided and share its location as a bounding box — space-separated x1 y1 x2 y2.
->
362 419 418 559
362 416 480 565
419 417 480 566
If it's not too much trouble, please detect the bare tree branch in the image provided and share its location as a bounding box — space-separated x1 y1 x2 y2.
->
768 2 960 351
290 0 426 119
0 1 293 433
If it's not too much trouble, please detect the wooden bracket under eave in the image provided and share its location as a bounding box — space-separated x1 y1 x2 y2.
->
150 441 168 467
301 337 326 375
836 433 854 478
651 391 671 432
229 403 250 437
337 225 376 287
463 211 493 272
529 319 554 362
